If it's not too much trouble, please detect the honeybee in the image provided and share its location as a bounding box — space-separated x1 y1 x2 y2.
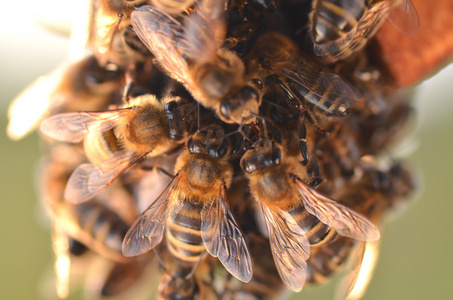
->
40 94 189 204
40 143 153 298
240 138 380 292
131 3 264 125
122 125 253 283
246 31 360 120
310 0 420 62
7 56 123 141
87 0 153 67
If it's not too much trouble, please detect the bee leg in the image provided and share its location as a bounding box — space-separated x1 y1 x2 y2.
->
298 118 309 165
122 64 137 103
183 252 208 280
306 157 323 188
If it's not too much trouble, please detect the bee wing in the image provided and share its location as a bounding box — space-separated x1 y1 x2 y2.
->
201 186 253 283
122 175 181 257
336 240 381 300
64 150 147 204
388 0 420 36
40 109 131 143
131 7 197 87
269 62 360 115
182 0 226 58
261 204 309 292
7 65 68 140
295 179 380 241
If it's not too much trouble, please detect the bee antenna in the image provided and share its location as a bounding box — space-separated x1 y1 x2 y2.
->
181 100 196 121
197 102 201 132
262 98 291 112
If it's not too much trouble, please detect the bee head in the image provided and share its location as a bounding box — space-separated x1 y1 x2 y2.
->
240 138 282 173
188 125 230 158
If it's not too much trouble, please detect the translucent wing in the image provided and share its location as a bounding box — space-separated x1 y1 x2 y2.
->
388 0 420 36
261 204 310 292
122 175 181 257
182 0 226 58
64 150 147 204
336 240 381 300
268 61 360 116
201 186 253 283
131 6 214 104
40 109 131 143
295 179 380 241
131 6 196 87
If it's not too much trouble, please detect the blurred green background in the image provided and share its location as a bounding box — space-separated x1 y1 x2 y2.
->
1 1 453 300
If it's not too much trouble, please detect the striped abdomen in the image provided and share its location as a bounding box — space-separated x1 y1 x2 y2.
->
69 202 129 260
166 200 205 266
312 0 366 44
289 203 338 246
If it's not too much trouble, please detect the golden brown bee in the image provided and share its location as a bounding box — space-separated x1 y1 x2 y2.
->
240 138 380 292
123 125 253 283
40 94 190 204
87 0 153 67
310 0 420 62
131 2 264 125
7 56 123 141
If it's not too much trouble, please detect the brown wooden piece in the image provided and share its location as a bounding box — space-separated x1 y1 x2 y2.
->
374 0 453 88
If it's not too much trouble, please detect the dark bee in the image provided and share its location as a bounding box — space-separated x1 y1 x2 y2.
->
310 0 420 62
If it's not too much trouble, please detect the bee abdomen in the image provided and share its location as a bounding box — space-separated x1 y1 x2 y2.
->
289 203 338 246
167 202 204 264
312 0 366 44
74 203 129 254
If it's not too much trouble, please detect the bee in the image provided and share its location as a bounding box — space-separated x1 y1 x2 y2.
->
40 94 191 204
87 0 153 67
246 31 360 120
7 56 123 141
131 3 265 125
310 0 420 62
240 138 380 292
122 125 253 283
39 143 153 298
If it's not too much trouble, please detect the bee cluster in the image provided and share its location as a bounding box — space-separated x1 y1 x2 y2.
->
8 0 419 299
